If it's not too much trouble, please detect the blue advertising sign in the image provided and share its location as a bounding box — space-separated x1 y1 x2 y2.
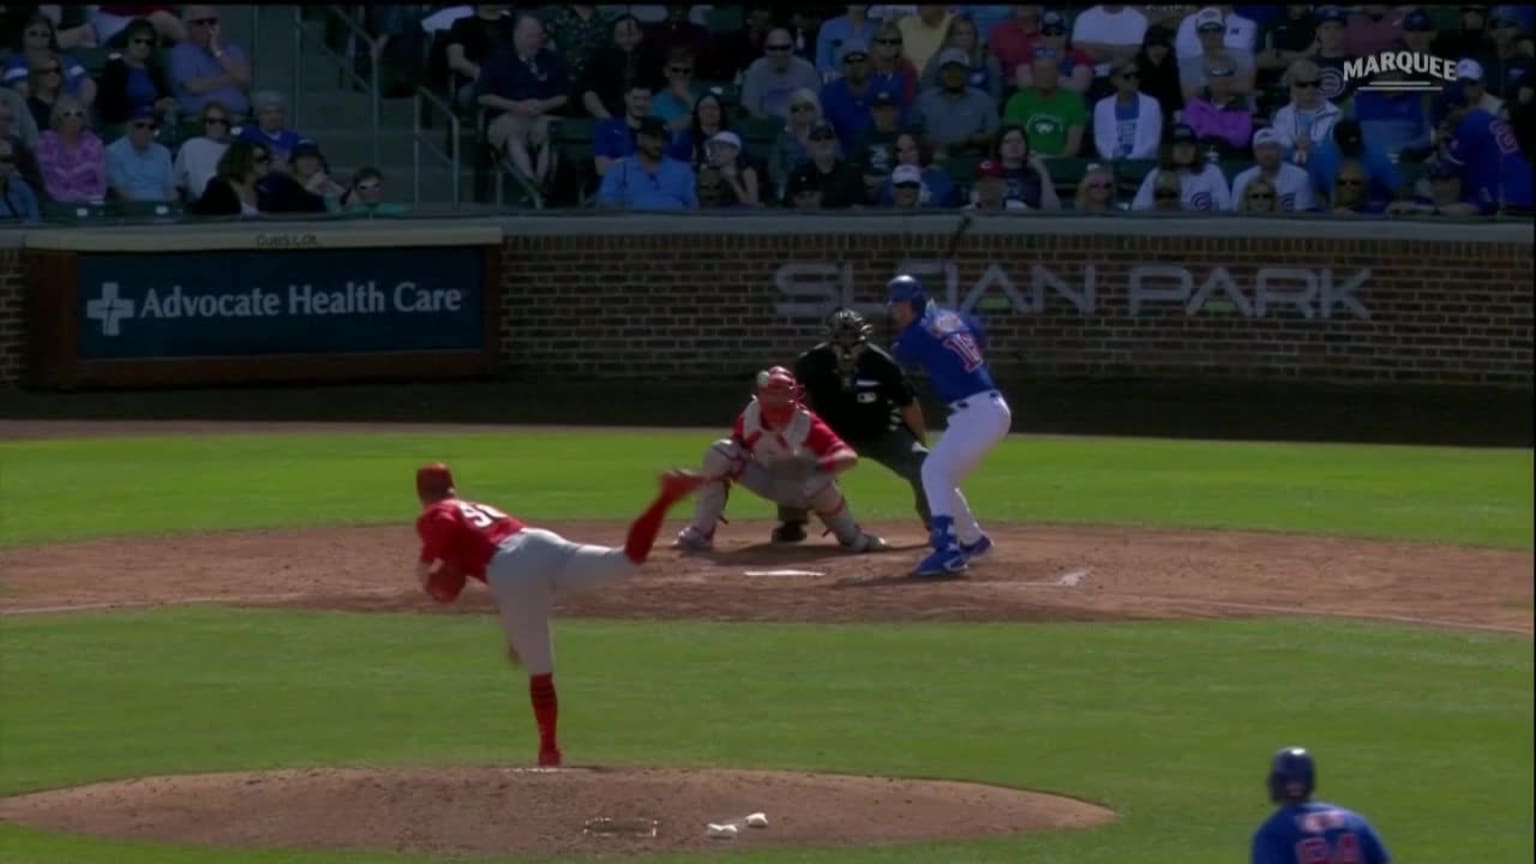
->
76 246 485 359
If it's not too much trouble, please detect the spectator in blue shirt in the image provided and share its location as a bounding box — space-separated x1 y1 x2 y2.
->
820 38 898 145
0 137 39 222
596 115 697 210
816 6 882 78
168 5 253 117
1306 118 1400 206
237 91 304 167
593 82 653 177
1387 158 1485 217
477 13 570 189
1351 68 1432 160
1321 158 1387 214
106 105 175 202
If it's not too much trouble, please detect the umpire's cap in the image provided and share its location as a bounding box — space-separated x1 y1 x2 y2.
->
1267 746 1316 803
886 274 928 307
417 462 456 501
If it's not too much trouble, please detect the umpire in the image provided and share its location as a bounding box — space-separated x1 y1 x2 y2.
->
773 307 932 542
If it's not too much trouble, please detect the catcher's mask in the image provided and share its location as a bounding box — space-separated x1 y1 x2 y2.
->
755 365 802 427
1266 746 1316 804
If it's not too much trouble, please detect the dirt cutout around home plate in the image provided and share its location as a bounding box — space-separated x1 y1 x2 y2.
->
0 766 1116 859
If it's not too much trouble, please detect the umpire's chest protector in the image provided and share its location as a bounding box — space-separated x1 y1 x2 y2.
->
740 402 814 465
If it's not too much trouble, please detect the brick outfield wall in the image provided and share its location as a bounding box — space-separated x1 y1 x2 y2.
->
0 231 1531 388
500 232 1534 387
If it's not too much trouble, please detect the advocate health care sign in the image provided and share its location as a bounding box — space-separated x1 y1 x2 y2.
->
76 246 486 359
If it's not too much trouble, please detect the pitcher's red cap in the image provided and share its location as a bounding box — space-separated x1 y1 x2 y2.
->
416 462 455 499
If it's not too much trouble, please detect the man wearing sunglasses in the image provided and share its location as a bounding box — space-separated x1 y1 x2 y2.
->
741 27 821 121
1230 128 1314 212
168 5 251 117
105 104 175 203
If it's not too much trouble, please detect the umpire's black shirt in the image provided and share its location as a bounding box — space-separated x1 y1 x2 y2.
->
793 342 916 444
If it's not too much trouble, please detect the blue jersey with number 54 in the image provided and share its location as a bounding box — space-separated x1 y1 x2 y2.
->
1252 802 1390 864
892 304 996 404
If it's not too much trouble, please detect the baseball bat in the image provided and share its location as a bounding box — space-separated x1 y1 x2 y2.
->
944 213 975 261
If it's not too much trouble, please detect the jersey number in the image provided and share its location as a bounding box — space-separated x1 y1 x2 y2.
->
457 502 508 528
943 332 985 372
1295 833 1362 864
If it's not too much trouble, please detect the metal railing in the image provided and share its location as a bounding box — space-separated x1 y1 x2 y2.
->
412 87 461 208
288 5 381 167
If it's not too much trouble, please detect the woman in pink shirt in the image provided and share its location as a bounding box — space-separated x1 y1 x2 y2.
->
34 95 106 203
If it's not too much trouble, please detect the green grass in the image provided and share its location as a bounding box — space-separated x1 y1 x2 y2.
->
0 429 1530 863
1 431 1530 549
0 608 1530 864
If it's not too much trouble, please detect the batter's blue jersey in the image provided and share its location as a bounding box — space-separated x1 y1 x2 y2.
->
1251 802 1390 864
1449 108 1534 212
891 304 997 404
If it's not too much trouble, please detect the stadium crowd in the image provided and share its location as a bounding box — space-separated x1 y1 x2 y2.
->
1 4 1533 221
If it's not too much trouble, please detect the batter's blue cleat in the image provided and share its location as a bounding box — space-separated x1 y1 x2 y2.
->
960 534 993 561
914 546 968 577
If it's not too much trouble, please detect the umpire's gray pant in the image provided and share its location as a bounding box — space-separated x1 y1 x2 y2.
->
777 424 931 529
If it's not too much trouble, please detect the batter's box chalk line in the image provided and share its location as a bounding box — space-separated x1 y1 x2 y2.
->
743 569 828 577
1016 567 1091 588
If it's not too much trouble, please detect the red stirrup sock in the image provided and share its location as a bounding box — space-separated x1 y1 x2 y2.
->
623 493 675 564
529 673 558 752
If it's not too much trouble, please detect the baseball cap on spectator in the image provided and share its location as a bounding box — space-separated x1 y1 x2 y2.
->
1195 7 1225 32
1314 6 1346 25
891 164 923 186
1403 8 1435 31
1040 11 1067 34
128 104 157 122
708 130 742 150
808 119 837 140
1489 6 1521 26
937 48 970 68
1251 127 1282 149
291 138 323 160
975 159 1005 179
637 116 669 138
1456 58 1485 82
837 37 870 62
1170 122 1198 144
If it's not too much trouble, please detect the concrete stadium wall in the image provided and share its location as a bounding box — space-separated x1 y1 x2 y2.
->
2 215 1532 390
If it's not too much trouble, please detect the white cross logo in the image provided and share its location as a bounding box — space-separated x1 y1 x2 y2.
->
85 282 135 337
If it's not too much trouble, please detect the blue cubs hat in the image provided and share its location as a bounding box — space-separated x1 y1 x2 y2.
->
886 274 928 306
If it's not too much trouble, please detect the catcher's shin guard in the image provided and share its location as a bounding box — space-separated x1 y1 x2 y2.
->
679 439 739 543
805 475 883 550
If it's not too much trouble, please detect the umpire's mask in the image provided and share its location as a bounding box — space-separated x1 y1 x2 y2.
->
827 307 872 387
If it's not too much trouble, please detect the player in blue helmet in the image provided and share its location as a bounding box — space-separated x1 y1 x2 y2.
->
885 273 1012 578
1251 747 1391 864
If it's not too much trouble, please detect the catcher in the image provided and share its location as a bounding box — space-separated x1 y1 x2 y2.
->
773 307 931 542
673 365 888 553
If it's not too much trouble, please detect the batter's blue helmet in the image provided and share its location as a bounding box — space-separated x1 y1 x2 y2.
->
886 274 928 308
1267 746 1316 803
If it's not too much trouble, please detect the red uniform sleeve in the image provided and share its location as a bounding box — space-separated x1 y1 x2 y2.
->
416 508 456 564
804 413 855 468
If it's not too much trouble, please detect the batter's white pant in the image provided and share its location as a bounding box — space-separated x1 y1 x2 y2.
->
922 390 1012 544
484 528 637 677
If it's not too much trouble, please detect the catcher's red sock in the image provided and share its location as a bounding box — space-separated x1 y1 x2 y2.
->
624 493 675 564
529 673 558 752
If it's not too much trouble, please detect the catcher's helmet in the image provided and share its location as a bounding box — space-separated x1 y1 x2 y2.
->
755 365 803 426
885 274 928 308
826 307 872 348
1267 747 1316 803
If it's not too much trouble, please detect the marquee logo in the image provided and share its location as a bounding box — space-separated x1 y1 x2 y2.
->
1345 51 1459 94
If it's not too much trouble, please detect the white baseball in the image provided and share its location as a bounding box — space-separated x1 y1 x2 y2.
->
746 812 769 828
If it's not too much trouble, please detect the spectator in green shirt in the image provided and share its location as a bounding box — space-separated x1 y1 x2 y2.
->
341 167 409 216
1001 47 1086 156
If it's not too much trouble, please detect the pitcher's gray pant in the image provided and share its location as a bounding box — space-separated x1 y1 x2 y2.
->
484 528 636 677
777 425 931 529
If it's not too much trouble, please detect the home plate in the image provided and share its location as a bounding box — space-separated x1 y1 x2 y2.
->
744 569 827 577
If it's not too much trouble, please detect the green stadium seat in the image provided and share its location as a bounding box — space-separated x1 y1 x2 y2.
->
75 46 114 75
1218 159 1249 183
112 200 183 220
553 116 596 164
1114 158 1156 195
943 156 978 189
99 123 126 144
706 7 743 33
1046 157 1095 187
736 115 784 144
42 201 108 222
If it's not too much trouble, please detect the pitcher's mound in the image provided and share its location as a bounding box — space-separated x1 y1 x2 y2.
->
0 765 1115 859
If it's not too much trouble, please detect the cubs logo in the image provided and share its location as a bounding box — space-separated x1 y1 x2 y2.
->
1318 67 1346 100
1279 192 1297 211
1188 190 1214 210
1492 119 1519 155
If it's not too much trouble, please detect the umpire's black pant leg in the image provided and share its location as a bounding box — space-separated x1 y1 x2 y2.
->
864 426 932 530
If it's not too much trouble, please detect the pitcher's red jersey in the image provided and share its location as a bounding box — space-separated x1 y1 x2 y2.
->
416 498 525 600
